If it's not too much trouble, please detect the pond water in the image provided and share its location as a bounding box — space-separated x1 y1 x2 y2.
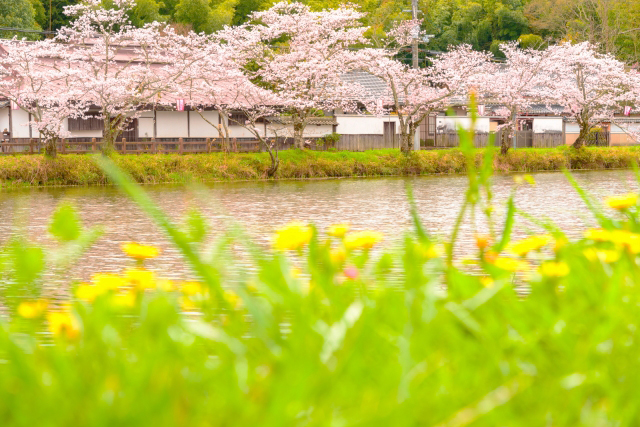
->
1 170 638 290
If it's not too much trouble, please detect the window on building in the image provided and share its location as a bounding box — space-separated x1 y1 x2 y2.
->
68 112 104 131
228 111 248 126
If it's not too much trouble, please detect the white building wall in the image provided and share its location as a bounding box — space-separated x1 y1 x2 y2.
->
11 109 31 138
189 111 222 138
0 108 8 134
266 124 334 139
437 116 490 133
229 124 265 138
532 117 563 133
156 111 188 138
335 115 400 135
611 122 640 134
138 111 154 139
565 123 580 133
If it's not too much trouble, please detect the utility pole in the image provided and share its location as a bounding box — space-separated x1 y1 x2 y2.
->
411 0 419 69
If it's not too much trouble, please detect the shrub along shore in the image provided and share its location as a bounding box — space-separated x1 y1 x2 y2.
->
1 146 640 187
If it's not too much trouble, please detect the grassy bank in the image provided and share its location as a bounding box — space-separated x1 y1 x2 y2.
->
1 146 640 187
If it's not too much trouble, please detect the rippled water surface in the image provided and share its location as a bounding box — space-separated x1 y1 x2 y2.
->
1 170 638 288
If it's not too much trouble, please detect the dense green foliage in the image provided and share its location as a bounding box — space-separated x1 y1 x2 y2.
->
3 132 640 424
0 0 42 39
0 147 638 187
6 0 638 62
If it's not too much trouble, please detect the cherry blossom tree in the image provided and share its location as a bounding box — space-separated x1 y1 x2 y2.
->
218 2 368 149
57 0 208 153
480 42 554 155
545 41 635 149
356 44 493 153
177 42 250 153
0 38 89 158
179 44 284 175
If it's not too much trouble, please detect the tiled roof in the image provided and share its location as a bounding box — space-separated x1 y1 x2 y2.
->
340 70 390 100
267 116 337 125
478 103 566 115
520 104 565 115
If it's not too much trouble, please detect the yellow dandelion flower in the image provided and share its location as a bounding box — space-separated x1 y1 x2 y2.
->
124 268 156 290
179 296 198 311
92 273 126 291
540 261 570 278
605 193 638 210
554 237 569 253
290 267 302 279
18 300 48 319
492 257 530 272
327 223 350 238
584 228 612 242
181 281 205 296
121 242 161 260
76 283 103 303
583 248 620 263
224 290 242 309
508 234 552 257
475 234 491 250
424 244 443 259
615 231 640 254
272 222 313 251
156 279 175 292
480 277 494 288
112 291 137 308
343 231 384 250
330 247 347 263
47 311 80 340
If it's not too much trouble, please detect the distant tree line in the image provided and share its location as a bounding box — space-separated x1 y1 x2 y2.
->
2 0 640 63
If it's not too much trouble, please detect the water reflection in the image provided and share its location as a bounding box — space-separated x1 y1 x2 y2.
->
0 170 637 285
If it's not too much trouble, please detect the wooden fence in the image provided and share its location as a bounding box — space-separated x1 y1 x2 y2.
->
335 134 395 151
0 137 274 155
0 134 401 155
430 131 565 149
0 131 567 155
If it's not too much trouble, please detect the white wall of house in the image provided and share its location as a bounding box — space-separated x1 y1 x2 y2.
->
189 111 222 138
335 115 400 135
10 108 31 138
611 122 640 134
229 123 264 138
0 107 8 134
532 117 563 133
437 116 490 133
266 124 334 139
565 123 580 133
138 111 154 139
156 111 188 138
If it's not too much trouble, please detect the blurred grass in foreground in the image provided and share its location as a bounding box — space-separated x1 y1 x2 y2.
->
2 108 640 425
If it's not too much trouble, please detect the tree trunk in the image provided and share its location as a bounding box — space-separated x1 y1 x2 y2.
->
266 142 279 177
398 119 416 154
44 136 57 159
219 113 231 153
511 111 517 150
500 130 511 155
293 119 305 150
573 126 589 149
101 113 122 156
